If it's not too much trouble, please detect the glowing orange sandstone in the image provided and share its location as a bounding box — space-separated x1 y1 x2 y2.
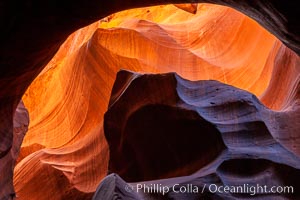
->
14 4 298 200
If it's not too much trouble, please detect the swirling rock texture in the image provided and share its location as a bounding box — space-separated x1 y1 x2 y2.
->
0 1 298 200
96 70 300 199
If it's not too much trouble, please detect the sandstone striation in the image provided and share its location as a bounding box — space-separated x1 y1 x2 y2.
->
0 1 298 199
98 70 300 199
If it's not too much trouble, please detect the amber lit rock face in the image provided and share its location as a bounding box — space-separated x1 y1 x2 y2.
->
0 1 298 199
97 70 300 199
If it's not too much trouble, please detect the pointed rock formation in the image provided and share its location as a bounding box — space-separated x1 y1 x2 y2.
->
92 173 140 200
0 101 29 199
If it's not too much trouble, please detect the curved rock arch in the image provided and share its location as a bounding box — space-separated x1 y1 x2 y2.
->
0 1 299 199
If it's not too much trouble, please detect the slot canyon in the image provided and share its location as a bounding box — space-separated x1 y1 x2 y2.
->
0 1 299 200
